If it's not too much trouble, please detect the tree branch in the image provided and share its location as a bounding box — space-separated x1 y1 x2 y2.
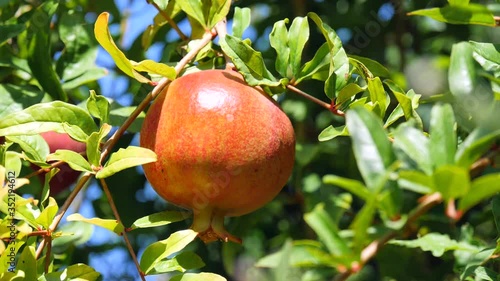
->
335 192 443 281
146 0 188 41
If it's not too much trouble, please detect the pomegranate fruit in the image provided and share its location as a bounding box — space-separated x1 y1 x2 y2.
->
35 131 86 195
140 69 295 243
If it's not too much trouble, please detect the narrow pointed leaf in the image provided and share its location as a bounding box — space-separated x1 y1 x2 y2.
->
130 210 190 230
288 17 309 79
433 165 470 200
323 175 370 200
459 174 500 212
220 35 285 94
130 60 176 79
390 233 479 257
46 150 92 173
318 125 348 142
27 1 67 101
96 146 156 179
455 127 500 168
140 229 198 274
35 197 58 229
408 4 494 26
429 104 457 169
94 12 150 83
86 90 110 124
146 251 205 275
170 272 227 281
232 7 251 38
269 19 290 78
308 12 349 98
0 101 97 136
66 213 124 235
345 106 395 189
303 204 351 257
393 123 432 175
6 135 49 163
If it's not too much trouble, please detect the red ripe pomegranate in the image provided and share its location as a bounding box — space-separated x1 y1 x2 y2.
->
140 69 295 243
36 131 86 195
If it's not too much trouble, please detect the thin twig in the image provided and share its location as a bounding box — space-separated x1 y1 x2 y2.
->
35 173 92 258
335 193 443 281
100 178 145 281
146 0 188 41
286 85 345 116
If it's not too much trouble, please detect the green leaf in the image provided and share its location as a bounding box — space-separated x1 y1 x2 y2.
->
140 229 198 274
0 194 40 229
303 203 352 257
256 240 341 268
0 271 25 280
349 55 390 78
346 106 395 189
367 77 387 117
27 1 67 101
147 251 205 275
287 17 309 80
220 35 285 94
177 0 230 29
130 59 176 79
449 42 477 98
0 84 44 119
6 134 49 163
269 19 291 79
170 272 227 281
46 149 92 173
350 194 378 249
42 263 100 281
458 173 500 212
323 175 370 200
232 7 251 38
470 41 500 72
461 265 498 281
296 42 331 84
393 123 432 175
109 106 146 133
398 170 434 194
86 90 110 124
390 233 479 257
52 221 94 247
455 127 500 168
66 213 124 235
130 210 190 230
94 12 150 83
274 240 293 281
56 10 106 90
491 195 500 235
16 245 36 281
336 83 365 105
318 125 348 142
308 12 349 98
429 104 457 169
35 197 58 230
206 0 231 30
0 101 97 136
408 4 495 26
384 80 413 121
449 0 469 6
433 165 470 200
0 24 25 45
96 146 157 179
86 124 111 167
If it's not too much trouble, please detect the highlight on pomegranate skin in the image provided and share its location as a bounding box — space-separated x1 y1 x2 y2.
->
140 69 295 243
